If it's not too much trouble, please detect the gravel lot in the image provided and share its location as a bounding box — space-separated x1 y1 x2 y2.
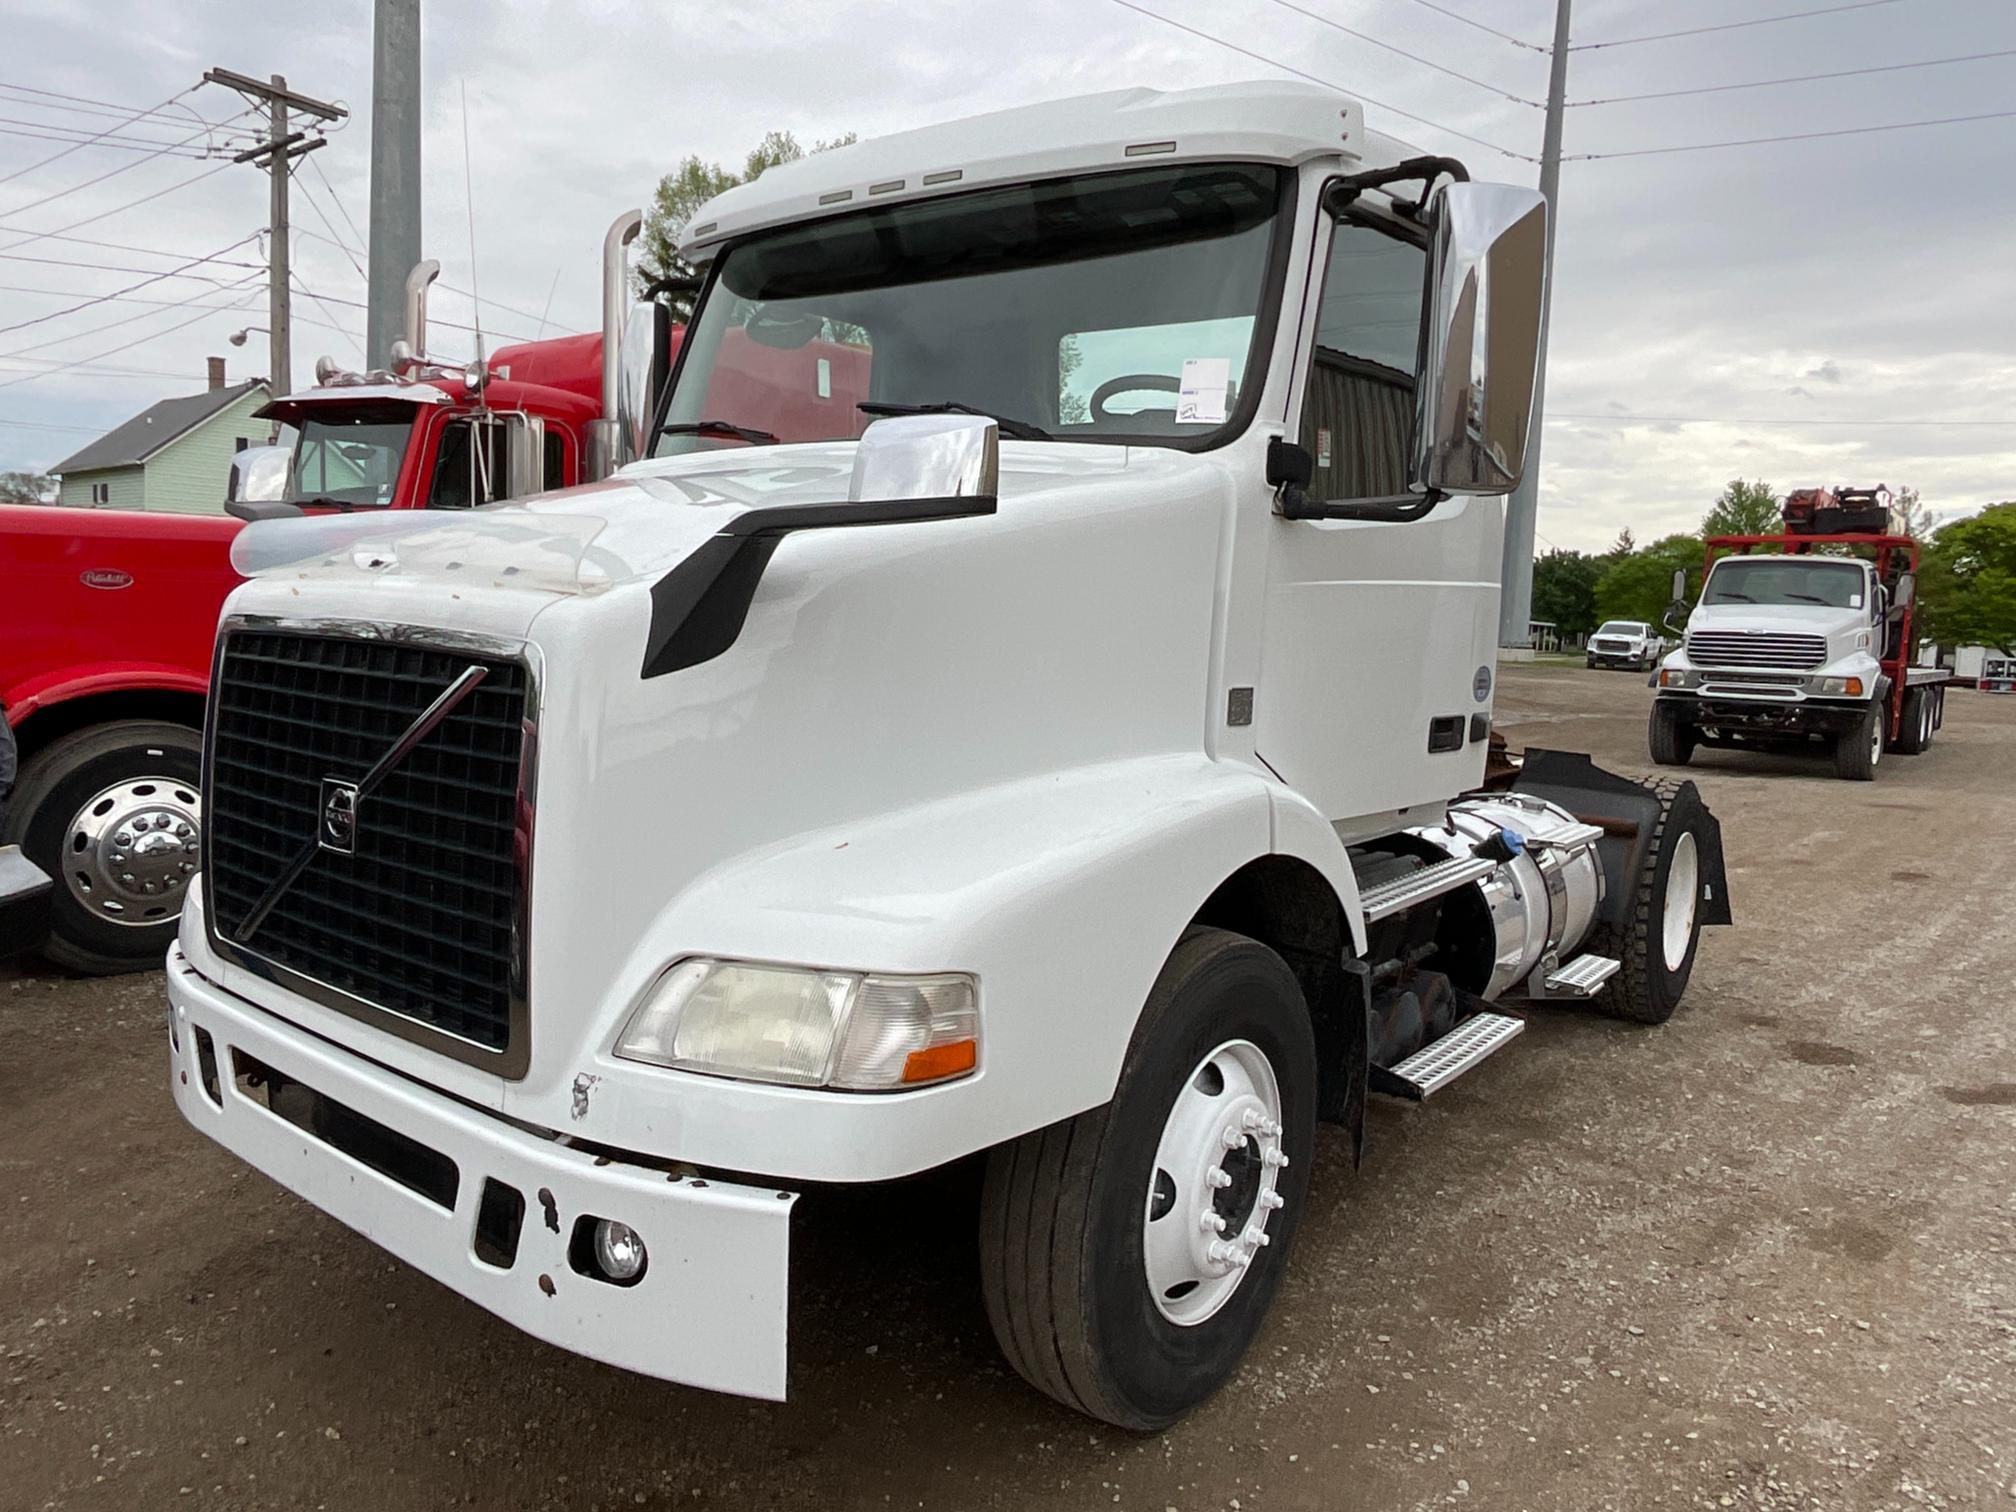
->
4 662 2012 1511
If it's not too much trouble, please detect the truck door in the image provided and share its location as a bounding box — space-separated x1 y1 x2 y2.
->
424 413 547 508
1254 207 1501 827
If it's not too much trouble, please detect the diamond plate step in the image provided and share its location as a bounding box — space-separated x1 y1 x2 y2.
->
1360 855 1496 922
1377 1012 1525 1099
1541 952 1620 998
1524 820 1604 853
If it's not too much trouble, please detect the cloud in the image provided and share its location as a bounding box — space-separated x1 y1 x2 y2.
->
1805 360 1843 384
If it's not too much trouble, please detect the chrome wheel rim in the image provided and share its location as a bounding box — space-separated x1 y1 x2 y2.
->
1662 830 1700 972
1144 1039 1287 1327
63 777 202 925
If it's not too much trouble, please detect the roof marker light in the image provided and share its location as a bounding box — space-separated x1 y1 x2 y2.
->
921 169 963 186
869 179 905 195
818 190 853 206
1124 140 1178 157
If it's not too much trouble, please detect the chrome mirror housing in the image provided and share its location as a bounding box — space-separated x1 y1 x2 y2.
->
849 414 999 503
226 444 293 508
1414 182 1548 497
616 301 659 467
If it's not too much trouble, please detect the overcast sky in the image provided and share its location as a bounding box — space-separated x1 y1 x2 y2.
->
4 0 2011 548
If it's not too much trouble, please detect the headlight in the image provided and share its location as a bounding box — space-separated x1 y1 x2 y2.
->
1659 667 1698 688
615 959 979 1090
1812 676 1865 696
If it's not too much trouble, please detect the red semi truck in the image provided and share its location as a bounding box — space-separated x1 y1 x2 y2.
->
1 212 869 971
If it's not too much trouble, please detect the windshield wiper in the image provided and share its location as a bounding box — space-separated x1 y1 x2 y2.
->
1782 592 1831 605
1712 591 1756 603
858 400 1053 442
658 419 780 445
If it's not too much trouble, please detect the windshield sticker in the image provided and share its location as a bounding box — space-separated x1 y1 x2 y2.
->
1176 357 1230 424
1849 593 1862 608
1316 427 1332 469
816 357 832 400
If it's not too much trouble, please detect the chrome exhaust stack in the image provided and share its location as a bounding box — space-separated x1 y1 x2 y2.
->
587 210 643 482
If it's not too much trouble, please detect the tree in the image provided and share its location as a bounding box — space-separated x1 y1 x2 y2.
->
637 129 857 319
1892 485 1937 539
0 470 54 503
1595 532 1703 626
1701 478 1779 537
1530 549 1604 638
1919 502 2016 653
1607 526 1636 558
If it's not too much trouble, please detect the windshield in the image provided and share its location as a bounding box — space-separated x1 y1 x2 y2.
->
290 404 417 507
1596 622 1646 636
654 162 1286 457
1703 558 1865 609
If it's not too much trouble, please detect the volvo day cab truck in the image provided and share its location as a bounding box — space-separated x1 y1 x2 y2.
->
1651 498 1949 780
0 239 706 973
166 83 1731 1431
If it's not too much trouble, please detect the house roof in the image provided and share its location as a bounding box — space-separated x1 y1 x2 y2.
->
51 378 267 475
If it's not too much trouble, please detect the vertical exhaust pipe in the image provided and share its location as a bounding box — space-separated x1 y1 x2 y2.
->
395 259 440 371
587 210 643 482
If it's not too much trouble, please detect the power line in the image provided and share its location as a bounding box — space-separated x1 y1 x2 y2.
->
1261 0 1542 106
1106 0 1538 162
0 232 263 341
0 352 220 380
1399 0 1547 53
0 122 214 157
0 79 218 131
305 153 366 252
1569 0 1906 52
0 160 236 255
1567 106 2016 161
0 415 110 433
0 270 266 360
1567 46 2016 107
290 271 367 362
0 108 246 215
0 275 263 393
0 84 208 188
292 175 369 285
0 247 261 281
2 227 266 267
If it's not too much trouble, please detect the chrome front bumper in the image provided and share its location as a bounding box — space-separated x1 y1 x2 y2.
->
166 942 798 1400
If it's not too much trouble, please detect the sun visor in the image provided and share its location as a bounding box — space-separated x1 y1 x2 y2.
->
228 508 625 595
253 382 455 427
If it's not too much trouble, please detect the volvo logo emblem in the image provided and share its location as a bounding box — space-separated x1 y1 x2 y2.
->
319 778 360 854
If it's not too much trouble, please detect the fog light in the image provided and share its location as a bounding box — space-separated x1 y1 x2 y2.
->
592 1219 647 1282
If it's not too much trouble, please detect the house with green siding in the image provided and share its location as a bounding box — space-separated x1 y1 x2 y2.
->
51 362 280 514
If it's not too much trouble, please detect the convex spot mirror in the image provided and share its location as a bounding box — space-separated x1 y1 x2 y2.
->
1414 182 1548 497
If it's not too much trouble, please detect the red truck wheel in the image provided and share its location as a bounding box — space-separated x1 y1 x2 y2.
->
0 721 202 974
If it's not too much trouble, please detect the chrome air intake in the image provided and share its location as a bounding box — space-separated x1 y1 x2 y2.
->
1408 794 1606 998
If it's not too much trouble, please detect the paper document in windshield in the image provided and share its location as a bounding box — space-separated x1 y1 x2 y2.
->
1176 357 1230 424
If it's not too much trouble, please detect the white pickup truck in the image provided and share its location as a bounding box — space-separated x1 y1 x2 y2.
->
1586 620 1662 671
1652 542 1948 780
166 81 1730 1430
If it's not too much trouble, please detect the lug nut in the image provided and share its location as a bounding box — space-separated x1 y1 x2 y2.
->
1199 1212 1226 1233
119 872 135 885
1242 1109 1264 1130
1206 1166 1231 1189
1260 1190 1285 1211
1246 1228 1270 1249
1207 1240 1234 1265
175 822 192 838
1221 1125 1243 1149
1264 1149 1289 1169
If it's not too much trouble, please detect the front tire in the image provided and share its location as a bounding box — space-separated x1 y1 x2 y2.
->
0 721 203 973
1833 706 1881 781
1648 702 1696 766
979 928 1316 1430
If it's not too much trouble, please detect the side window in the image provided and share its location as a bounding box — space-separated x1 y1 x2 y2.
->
1297 216 1427 502
427 418 510 510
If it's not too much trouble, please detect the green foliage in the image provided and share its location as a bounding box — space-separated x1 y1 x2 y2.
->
637 130 857 319
1701 478 1780 537
1595 532 1702 626
0 470 54 503
1920 502 2016 654
1531 549 1605 637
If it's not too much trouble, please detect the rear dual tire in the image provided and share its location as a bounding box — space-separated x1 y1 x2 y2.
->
1590 778 1711 1025
980 928 1316 1431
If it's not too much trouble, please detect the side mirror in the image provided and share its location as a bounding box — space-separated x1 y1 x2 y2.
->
615 300 664 467
1414 181 1548 496
1671 567 1688 605
850 414 998 502
1890 572 1915 619
225 444 294 519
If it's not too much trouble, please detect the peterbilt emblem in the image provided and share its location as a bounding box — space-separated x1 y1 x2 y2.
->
80 568 133 589
319 778 360 854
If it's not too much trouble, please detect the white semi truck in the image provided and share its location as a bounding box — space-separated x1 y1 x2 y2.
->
167 82 1730 1430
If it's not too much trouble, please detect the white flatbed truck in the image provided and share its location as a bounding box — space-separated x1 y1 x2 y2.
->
167 82 1731 1430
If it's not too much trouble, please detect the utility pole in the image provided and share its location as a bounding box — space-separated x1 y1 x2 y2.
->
367 0 422 368
1496 0 1572 652
205 68 346 400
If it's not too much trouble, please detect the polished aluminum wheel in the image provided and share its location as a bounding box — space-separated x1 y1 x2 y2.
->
64 777 201 924
1143 1038 1288 1326
1661 830 1700 973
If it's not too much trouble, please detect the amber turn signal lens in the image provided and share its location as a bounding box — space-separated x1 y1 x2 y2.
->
901 1038 978 1084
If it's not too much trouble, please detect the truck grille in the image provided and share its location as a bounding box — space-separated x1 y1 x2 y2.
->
204 628 531 1064
1686 630 1826 670
1591 638 1631 653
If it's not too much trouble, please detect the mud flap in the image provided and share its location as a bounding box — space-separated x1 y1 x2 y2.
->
1509 749 1733 928
1314 955 1372 1165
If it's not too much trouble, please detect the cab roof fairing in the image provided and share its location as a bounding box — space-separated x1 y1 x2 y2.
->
675 81 1431 266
